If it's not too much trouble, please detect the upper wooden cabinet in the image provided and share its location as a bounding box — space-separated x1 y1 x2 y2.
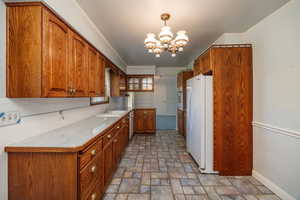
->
194 49 213 76
87 46 105 97
42 9 71 97
69 31 89 97
110 69 121 97
127 75 154 92
6 2 115 98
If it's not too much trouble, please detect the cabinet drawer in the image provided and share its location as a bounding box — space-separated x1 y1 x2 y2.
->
79 139 102 169
82 180 102 200
80 154 102 199
103 122 121 147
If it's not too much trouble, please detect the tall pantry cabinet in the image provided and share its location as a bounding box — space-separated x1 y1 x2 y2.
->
194 44 253 176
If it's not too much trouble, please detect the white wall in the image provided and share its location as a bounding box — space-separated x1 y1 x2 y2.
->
154 67 186 116
126 65 156 75
206 1 300 199
0 1 126 199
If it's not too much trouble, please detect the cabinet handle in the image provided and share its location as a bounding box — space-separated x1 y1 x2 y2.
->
68 87 73 95
91 149 96 156
91 193 96 200
91 165 97 173
73 88 77 94
117 126 120 129
107 134 111 138
144 112 147 114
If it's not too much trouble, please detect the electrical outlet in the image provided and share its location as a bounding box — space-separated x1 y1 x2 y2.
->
0 111 21 127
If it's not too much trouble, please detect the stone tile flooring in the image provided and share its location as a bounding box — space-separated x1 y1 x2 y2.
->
103 131 280 200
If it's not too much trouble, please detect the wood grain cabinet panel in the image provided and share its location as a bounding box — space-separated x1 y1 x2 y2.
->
42 8 70 97
110 70 121 97
103 139 114 187
6 5 42 97
6 3 111 98
193 45 252 176
177 109 184 136
69 31 89 97
8 152 78 200
95 55 105 97
87 46 98 96
134 109 156 134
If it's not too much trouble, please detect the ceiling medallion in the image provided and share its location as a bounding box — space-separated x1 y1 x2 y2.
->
144 13 189 58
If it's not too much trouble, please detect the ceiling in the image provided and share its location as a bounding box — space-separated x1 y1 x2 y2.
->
76 0 289 66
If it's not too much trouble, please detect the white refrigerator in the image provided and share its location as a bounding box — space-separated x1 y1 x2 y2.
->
186 74 217 174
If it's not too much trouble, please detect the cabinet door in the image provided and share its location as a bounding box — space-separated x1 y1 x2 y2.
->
113 130 123 166
193 58 201 76
177 109 183 135
95 55 105 96
70 32 88 97
103 142 114 186
42 9 69 97
144 110 156 132
134 110 145 133
110 70 120 97
87 46 98 96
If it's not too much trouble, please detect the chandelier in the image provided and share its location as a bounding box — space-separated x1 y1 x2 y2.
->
144 13 189 58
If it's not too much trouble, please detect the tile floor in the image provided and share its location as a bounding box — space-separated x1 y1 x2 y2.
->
103 131 280 200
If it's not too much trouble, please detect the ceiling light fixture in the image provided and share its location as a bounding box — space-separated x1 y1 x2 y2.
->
144 13 189 58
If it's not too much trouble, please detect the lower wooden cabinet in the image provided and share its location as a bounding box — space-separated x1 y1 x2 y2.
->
6 114 130 200
134 108 156 134
177 109 185 137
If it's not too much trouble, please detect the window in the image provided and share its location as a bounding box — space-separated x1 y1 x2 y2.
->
127 75 154 92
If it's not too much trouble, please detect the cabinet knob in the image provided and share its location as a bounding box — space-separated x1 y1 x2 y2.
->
68 87 73 95
91 193 96 200
91 165 97 173
91 149 96 156
117 126 120 129
107 134 111 138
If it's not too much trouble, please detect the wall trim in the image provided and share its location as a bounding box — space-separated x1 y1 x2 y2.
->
252 121 300 139
252 170 296 200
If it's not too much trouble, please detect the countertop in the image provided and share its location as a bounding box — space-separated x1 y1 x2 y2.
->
5 109 132 151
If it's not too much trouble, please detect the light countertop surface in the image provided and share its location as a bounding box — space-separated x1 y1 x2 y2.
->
7 109 132 149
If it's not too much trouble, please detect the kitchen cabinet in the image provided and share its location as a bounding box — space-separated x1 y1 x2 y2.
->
193 44 253 176
194 49 213 76
110 70 121 97
6 113 131 200
177 109 185 137
6 2 119 98
120 73 127 94
69 31 89 97
134 108 156 134
87 46 105 97
127 75 154 92
177 71 193 139
43 7 71 97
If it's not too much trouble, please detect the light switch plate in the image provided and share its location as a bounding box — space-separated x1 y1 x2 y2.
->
0 111 21 127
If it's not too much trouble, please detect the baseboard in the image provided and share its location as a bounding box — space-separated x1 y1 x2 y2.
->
252 170 296 200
